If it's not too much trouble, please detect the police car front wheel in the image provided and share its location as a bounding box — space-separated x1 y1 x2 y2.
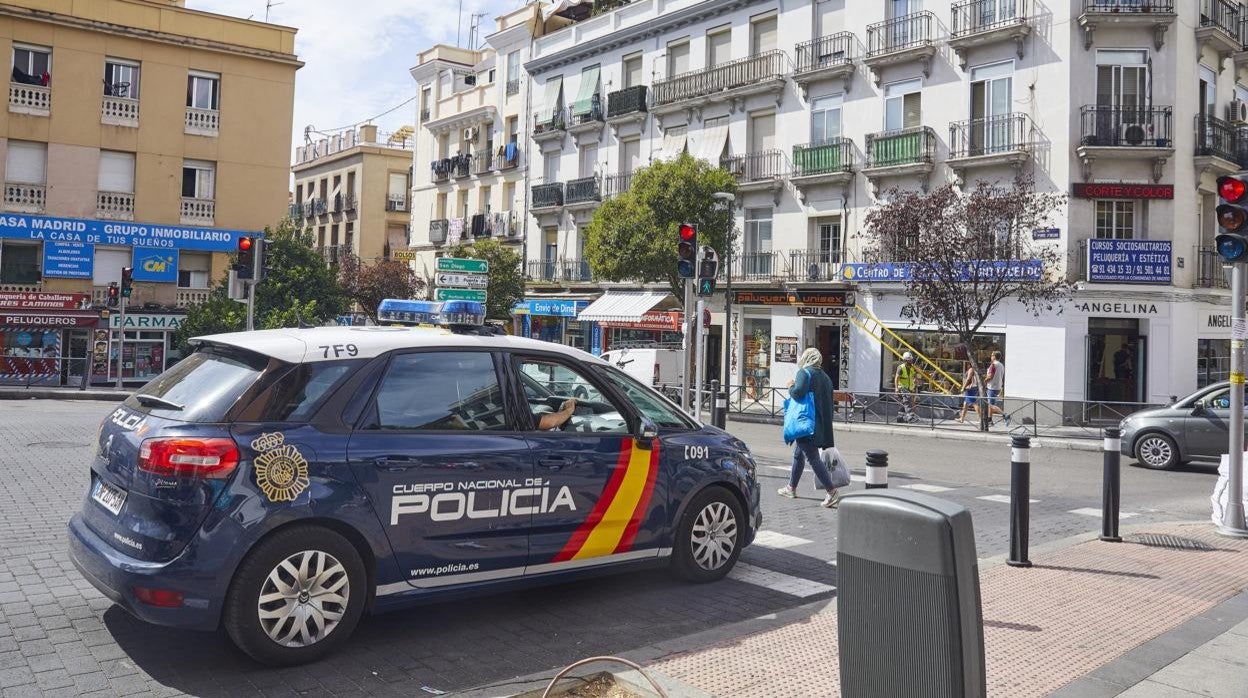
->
671 487 743 583
224 525 367 666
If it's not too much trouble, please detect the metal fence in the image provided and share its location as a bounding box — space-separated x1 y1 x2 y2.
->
949 113 1033 158
795 32 859 74
1079 105 1173 148
951 0 1029 38
867 11 936 57
652 50 789 106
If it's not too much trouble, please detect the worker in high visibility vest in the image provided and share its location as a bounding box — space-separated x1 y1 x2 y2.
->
894 352 921 423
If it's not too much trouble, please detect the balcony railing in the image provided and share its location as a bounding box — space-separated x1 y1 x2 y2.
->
96 191 134 219
184 107 220 136
795 32 859 74
721 149 790 182
1079 106 1173 148
1201 0 1240 39
951 0 1029 38
793 138 854 177
733 252 780 280
429 219 449 245
949 113 1033 158
4 183 44 212
311 198 328 216
288 203 302 218
1198 247 1231 289
652 50 788 107
100 95 138 127
453 157 472 179
475 149 495 174
604 171 635 198
565 176 602 205
175 288 212 309
386 195 409 212
528 260 558 282
561 259 592 282
533 108 566 135
867 11 936 57
344 193 357 211
1082 0 1174 12
607 85 648 119
180 197 215 225
570 94 603 125
507 79 521 96
1196 115 1240 163
865 126 938 169
9 84 49 115
788 249 841 281
532 182 565 209
432 162 450 182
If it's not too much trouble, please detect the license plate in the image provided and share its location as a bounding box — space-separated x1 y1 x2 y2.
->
91 478 127 516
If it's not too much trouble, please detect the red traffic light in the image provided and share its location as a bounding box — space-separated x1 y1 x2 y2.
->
678 224 696 242
1219 176 1247 203
239 237 253 251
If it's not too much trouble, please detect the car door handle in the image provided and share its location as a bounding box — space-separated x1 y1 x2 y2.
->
538 455 572 469
373 455 420 470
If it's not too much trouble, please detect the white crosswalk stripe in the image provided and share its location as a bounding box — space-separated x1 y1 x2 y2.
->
728 563 835 598
977 494 1038 504
1069 507 1139 519
902 483 954 493
752 530 814 550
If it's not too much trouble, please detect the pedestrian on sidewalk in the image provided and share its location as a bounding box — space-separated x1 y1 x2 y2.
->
895 352 920 423
956 360 982 424
778 348 841 508
985 350 1010 427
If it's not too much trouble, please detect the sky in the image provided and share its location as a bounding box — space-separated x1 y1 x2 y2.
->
191 0 525 162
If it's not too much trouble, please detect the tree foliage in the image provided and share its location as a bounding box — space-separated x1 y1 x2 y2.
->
337 252 427 323
584 153 737 294
174 220 349 352
446 239 524 321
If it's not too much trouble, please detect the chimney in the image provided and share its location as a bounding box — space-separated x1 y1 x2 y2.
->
360 124 378 144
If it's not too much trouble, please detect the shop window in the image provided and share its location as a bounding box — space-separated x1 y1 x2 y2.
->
1087 318 1144 404
744 318 772 398
1198 339 1230 388
0 242 40 284
878 329 1005 394
1094 200 1136 240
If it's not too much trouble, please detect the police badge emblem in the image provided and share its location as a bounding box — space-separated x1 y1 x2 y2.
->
251 432 310 502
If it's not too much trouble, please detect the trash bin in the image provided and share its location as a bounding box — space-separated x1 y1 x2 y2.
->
837 489 985 698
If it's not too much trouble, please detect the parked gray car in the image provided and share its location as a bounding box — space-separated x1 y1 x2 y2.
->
1120 381 1241 470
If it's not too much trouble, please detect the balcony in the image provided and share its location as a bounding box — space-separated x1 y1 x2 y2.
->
568 94 604 143
1198 247 1231 289
431 161 450 183
301 201 314 218
9 83 50 116
96 191 134 220
721 150 790 204
791 138 855 197
565 176 602 208
787 249 841 283
606 85 648 129
562 259 593 282
651 50 789 120
475 149 495 175
429 219 449 245
604 171 635 198
793 33 859 97
949 0 1033 69
731 252 781 282
288 203 302 219
1077 1 1176 50
1076 105 1174 181
506 79 521 97
453 156 472 179
947 113 1035 175
863 126 937 183
532 182 565 212
1194 115 1246 179
1197 0 1241 62
386 195 409 212
184 107 220 136
500 144 522 170
527 259 558 282
180 197 215 226
420 108 430 122
864 12 937 83
344 193 357 212
532 108 567 148
175 288 212 309
100 95 138 127
4 183 44 213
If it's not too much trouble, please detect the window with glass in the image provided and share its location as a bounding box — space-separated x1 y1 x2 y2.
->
1095 50 1147 110
1094 200 1136 239
599 366 695 429
815 219 841 264
516 358 627 433
1199 338 1230 388
811 94 843 144
181 160 215 200
744 208 773 276
507 51 521 85
371 352 507 431
186 71 220 110
970 61 1013 153
744 317 772 398
253 361 361 422
0 242 39 284
879 329 1005 394
178 252 211 288
104 59 139 98
884 79 922 130
12 44 50 85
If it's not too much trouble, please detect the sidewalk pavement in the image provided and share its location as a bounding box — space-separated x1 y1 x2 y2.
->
0 386 127 401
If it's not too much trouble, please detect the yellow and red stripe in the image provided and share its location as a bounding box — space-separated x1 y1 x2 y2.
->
552 438 660 562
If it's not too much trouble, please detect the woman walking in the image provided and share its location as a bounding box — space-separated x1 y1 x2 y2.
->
956 360 982 424
778 347 841 508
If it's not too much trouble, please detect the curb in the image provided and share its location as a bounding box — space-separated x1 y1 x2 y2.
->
0 388 128 402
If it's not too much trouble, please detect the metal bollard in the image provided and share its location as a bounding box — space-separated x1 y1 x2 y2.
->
709 379 722 428
1007 435 1032 568
865 450 888 489
1100 427 1122 543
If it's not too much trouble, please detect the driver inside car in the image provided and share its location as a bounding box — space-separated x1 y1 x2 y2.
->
537 397 577 430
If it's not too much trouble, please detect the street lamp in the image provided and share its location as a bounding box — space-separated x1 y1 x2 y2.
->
713 192 737 390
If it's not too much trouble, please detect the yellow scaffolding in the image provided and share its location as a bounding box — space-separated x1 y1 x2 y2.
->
848 305 962 395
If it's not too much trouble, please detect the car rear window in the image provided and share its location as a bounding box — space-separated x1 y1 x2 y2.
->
125 349 270 423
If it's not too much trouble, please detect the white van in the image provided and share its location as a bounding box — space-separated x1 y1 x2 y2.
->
600 346 684 388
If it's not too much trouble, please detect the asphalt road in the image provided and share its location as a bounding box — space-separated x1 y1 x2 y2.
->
0 401 1219 697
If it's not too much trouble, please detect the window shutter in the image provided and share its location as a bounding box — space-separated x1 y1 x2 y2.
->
903 92 922 128
92 247 130 285
97 151 135 193
751 17 778 54
709 31 732 66
6 142 46 184
388 173 407 197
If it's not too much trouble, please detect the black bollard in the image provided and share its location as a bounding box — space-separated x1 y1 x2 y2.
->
709 379 723 428
865 450 888 489
1100 427 1122 543
1007 435 1032 568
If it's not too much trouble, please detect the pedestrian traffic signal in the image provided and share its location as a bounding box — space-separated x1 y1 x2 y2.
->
697 278 717 296
107 282 119 308
236 236 256 280
120 267 133 298
698 245 719 279
1216 175 1248 262
677 223 697 278
253 238 268 282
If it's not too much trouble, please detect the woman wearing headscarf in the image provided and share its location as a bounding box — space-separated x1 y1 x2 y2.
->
778 347 841 508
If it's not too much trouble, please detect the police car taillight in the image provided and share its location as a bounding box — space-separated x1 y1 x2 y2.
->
138 438 239 479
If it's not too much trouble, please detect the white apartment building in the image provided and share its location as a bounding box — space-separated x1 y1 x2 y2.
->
518 0 1248 408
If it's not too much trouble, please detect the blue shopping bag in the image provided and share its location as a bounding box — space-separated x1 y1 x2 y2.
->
782 371 817 444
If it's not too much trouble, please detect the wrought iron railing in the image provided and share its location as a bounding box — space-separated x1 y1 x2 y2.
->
1196 115 1239 162
867 11 936 57
420 108 430 122
604 171 635 198
453 157 472 178
1197 247 1231 289
1079 105 1173 147
533 108 566 135
1082 0 1173 12
570 94 603 125
788 249 841 281
733 252 780 280
652 50 788 106
949 113 1033 158
532 182 565 208
506 79 521 96
565 176 602 205
475 149 495 174
721 149 790 182
793 138 854 176
561 259 593 282
607 85 648 118
795 32 858 74
865 126 937 168
527 259 558 281
951 0 1029 38
1201 0 1240 38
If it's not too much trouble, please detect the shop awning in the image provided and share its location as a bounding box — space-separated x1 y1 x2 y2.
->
577 292 669 323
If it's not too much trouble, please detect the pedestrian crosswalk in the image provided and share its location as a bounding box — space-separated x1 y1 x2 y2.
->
1070 507 1139 519
978 494 1039 504
902 483 954 493
728 563 835 598
752 530 814 550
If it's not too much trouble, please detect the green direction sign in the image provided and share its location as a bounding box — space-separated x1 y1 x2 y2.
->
697 278 717 297
435 288 488 302
436 257 489 274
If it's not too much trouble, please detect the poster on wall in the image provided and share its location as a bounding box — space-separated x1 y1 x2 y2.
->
774 336 798 364
41 241 94 278
91 329 109 377
132 248 179 283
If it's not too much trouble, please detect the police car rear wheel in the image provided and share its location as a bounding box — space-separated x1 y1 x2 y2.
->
671 487 743 583
224 526 366 665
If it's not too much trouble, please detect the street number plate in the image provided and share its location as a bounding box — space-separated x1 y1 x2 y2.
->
91 478 127 516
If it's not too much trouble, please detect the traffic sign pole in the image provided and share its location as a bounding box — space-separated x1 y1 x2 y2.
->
681 279 693 413
1223 261 1248 538
695 299 706 419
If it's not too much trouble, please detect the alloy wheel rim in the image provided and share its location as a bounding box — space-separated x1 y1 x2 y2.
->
1141 438 1172 467
258 550 350 648
691 502 738 571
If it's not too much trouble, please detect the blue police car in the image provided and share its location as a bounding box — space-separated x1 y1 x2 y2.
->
68 301 761 665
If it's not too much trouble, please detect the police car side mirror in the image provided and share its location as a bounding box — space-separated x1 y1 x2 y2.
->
635 416 659 447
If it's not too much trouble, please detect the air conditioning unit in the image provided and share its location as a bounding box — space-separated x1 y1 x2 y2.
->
1119 122 1151 146
464 74 477 86
463 127 478 142
1231 100 1248 124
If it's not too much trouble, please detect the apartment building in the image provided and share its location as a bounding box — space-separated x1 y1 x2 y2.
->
518 0 1248 405
0 0 298 387
291 124 413 265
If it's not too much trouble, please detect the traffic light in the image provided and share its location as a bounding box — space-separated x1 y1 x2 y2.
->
677 223 697 278
1216 175 1248 262
698 245 719 279
119 267 133 298
107 283 119 308
697 278 717 296
254 238 268 282
236 236 256 280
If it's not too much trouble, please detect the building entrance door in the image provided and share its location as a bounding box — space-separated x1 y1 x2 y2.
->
62 329 89 387
816 323 842 390
1087 318 1146 404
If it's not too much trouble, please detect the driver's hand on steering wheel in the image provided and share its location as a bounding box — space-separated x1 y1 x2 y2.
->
538 398 578 430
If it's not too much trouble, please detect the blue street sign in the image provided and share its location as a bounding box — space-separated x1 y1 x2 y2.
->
0 212 256 252
41 240 94 279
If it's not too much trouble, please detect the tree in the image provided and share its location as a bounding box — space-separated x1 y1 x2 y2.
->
337 252 427 324
174 220 349 352
584 153 737 294
860 175 1072 430
446 239 524 321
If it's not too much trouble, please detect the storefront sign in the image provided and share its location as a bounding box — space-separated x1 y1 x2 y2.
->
108 314 183 330
1032 228 1060 240
512 299 587 317
0 212 256 251
841 261 1043 283
0 292 89 310
1086 239 1172 284
1072 183 1174 200
602 311 683 331
733 290 853 307
1072 301 1159 315
797 306 849 318
132 248 179 283
1200 310 1233 336
42 241 93 279
774 336 798 364
2 313 98 327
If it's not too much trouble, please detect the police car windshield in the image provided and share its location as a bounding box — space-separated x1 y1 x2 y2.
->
597 366 696 430
126 348 269 422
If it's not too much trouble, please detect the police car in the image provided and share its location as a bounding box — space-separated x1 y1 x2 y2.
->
68 300 761 665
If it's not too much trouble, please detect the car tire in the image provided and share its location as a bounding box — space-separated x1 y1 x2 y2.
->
224 525 367 666
670 486 744 583
1135 432 1180 471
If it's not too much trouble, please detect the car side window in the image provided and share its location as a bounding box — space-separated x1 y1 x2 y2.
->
599 365 696 429
1208 390 1232 410
370 352 508 431
516 358 628 434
